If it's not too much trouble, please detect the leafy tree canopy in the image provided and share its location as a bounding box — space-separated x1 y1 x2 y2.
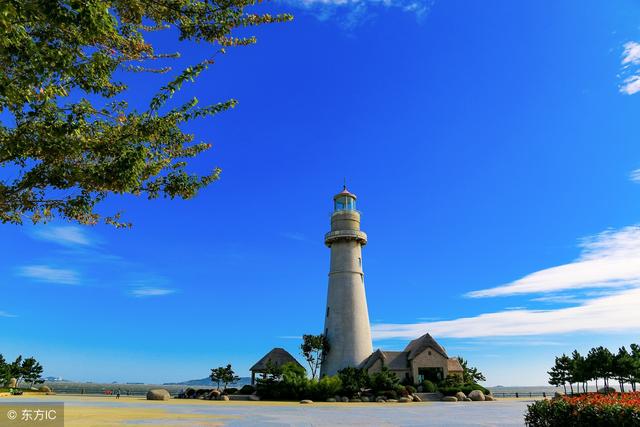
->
0 0 291 226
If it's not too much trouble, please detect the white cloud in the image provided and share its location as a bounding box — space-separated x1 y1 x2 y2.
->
372 287 640 339
372 224 640 340
466 225 640 298
32 226 92 247
620 42 640 95
631 169 640 183
0 311 16 318
17 265 80 285
291 0 434 28
622 41 640 65
621 76 640 95
129 287 175 297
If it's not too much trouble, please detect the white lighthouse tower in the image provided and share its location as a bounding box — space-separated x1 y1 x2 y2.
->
320 186 373 377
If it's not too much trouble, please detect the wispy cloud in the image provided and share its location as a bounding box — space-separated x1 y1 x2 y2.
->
278 335 303 339
620 41 640 95
129 287 175 297
466 225 640 298
631 169 640 183
372 287 640 339
281 232 307 242
0 311 17 318
32 226 92 247
372 224 640 339
17 265 80 285
290 0 435 28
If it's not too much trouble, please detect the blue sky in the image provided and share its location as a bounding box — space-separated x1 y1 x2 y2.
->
2 1 640 386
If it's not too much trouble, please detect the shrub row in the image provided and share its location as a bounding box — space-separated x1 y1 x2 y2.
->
525 392 640 426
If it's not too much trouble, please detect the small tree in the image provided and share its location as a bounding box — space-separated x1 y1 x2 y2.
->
20 357 44 388
220 364 240 391
457 357 486 383
210 364 240 391
0 354 9 386
300 334 329 380
337 367 369 398
9 356 23 387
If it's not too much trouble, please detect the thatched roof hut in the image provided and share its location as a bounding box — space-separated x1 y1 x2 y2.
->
249 348 303 385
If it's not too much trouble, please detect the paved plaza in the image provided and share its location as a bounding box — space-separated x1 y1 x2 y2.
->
1 395 533 426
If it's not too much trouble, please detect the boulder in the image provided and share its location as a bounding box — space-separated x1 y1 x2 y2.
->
386 399 398 403
485 395 495 401
248 395 260 401
468 390 485 401
7 378 17 388
441 396 458 402
598 387 616 394
412 395 422 402
553 392 563 399
340 396 349 403
326 398 336 402
398 397 412 403
38 386 52 393
455 391 467 401
300 399 313 404
146 389 170 401
360 396 370 402
220 395 230 401
376 397 386 403
463 397 472 402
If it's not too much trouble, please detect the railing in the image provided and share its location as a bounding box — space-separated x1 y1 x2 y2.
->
491 392 550 398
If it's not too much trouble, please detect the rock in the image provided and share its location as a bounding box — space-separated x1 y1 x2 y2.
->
326 398 336 402
485 395 495 401
38 386 52 393
7 378 17 388
468 390 485 401
221 395 230 401
146 389 171 401
398 397 412 403
300 399 313 404
360 396 369 402
598 387 616 394
386 399 398 403
463 397 472 402
412 395 422 402
340 396 349 403
349 398 361 402
441 396 458 402
455 391 467 401
210 390 221 399
553 392 563 399
376 397 386 403
248 395 260 401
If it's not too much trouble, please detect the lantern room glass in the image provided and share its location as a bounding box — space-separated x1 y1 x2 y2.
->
335 196 356 211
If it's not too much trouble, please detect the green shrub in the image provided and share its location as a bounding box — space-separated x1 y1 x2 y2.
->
405 385 416 394
311 376 342 401
439 383 489 396
421 380 438 393
369 367 399 394
525 398 640 426
238 385 255 395
224 387 238 395
337 367 369 398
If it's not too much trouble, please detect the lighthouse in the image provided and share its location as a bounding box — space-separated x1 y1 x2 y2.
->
320 186 373 377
